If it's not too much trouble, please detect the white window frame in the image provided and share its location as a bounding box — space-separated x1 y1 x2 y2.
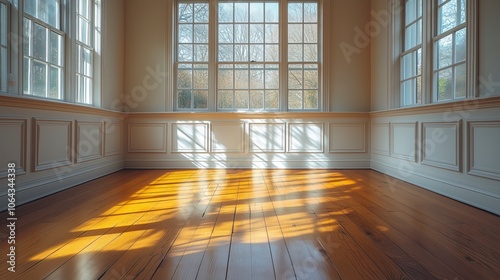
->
172 0 323 112
392 0 477 108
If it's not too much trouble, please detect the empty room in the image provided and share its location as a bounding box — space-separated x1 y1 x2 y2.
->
1 0 499 279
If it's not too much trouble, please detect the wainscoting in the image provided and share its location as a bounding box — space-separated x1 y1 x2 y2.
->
124 112 371 169
370 97 500 215
0 96 125 211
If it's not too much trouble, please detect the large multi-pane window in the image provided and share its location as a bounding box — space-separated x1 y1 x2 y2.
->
0 0 8 93
23 0 64 99
175 0 321 112
400 0 472 106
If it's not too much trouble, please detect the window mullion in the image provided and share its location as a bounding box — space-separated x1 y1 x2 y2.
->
209 0 217 111
280 0 287 112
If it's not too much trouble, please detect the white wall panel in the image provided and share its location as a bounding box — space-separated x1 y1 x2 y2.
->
172 123 208 153
249 123 285 152
391 122 417 161
372 123 390 156
469 121 500 180
0 119 27 176
329 123 366 153
76 121 103 163
105 121 123 156
128 123 167 153
289 123 324 153
34 119 73 171
422 122 462 172
211 122 245 153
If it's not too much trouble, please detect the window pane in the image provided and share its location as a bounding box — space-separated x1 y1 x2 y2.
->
438 0 460 35
250 3 263 22
455 28 466 62
455 63 466 98
78 45 92 76
193 90 208 109
235 90 249 109
288 44 302 62
304 90 318 109
194 45 209 62
179 3 194 23
304 24 318 43
50 31 63 66
24 18 31 55
265 24 279 43
178 90 192 108
265 66 279 89
193 68 208 89
401 79 414 106
234 24 248 43
266 90 279 109
49 66 61 99
234 3 248 22
288 24 303 43
79 0 90 19
289 90 302 109
26 0 60 29
194 24 208 43
437 34 453 69
178 64 192 89
303 3 318 23
178 44 193 61
218 90 233 109
219 24 233 43
234 65 249 89
288 3 303 23
265 45 279 62
250 44 263 61
33 23 47 61
437 68 453 101
218 45 233 61
250 24 264 43
265 3 279 23
250 66 264 89
218 3 233 23
32 61 47 97
218 65 234 89
179 24 193 43
250 90 264 110
194 3 209 23
405 19 422 50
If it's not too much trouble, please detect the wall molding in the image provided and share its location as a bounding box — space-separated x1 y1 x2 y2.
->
125 111 370 120
76 121 104 163
249 123 286 153
210 122 246 153
421 121 462 172
104 121 123 156
0 118 28 177
468 121 500 180
371 123 390 156
329 123 367 153
33 118 73 172
171 123 209 153
390 122 418 162
128 122 168 153
289 123 325 153
370 96 500 118
0 95 122 118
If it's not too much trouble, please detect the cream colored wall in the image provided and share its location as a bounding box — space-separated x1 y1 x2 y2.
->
124 0 168 112
478 0 500 97
370 0 390 111
101 0 126 110
123 0 372 113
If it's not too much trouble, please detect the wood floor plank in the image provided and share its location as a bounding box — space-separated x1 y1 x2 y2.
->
2 169 499 280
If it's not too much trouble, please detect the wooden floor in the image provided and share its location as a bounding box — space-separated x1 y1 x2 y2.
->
1 170 499 280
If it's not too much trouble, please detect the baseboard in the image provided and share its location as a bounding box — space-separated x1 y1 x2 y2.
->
0 160 124 211
371 160 500 215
